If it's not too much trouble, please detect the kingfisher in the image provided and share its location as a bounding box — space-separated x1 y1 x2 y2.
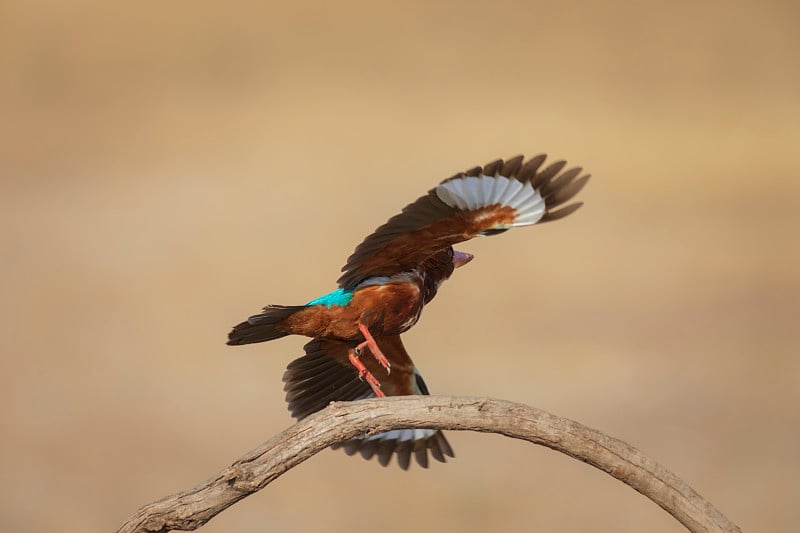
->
228 154 589 469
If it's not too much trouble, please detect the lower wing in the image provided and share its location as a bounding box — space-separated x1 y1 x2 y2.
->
282 336 454 469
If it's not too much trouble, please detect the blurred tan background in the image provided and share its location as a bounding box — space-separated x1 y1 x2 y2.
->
2 1 799 531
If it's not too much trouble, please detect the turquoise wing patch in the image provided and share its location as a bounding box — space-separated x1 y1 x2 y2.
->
306 288 354 308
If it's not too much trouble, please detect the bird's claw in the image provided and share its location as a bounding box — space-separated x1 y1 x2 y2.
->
348 348 385 398
356 323 391 375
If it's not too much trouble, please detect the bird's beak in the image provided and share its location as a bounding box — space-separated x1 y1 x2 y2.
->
452 250 474 268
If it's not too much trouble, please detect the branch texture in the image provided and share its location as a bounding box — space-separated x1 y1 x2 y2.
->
116 396 740 533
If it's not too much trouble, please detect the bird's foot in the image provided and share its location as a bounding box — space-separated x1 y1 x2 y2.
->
356 323 391 375
348 349 385 398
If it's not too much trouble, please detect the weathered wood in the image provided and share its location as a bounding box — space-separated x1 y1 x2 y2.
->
116 396 740 533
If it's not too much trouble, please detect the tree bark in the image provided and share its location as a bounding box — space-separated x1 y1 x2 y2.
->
116 396 740 533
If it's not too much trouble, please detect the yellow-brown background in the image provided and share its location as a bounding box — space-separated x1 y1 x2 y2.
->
2 1 798 531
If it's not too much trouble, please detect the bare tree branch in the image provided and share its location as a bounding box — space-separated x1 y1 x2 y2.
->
116 396 740 533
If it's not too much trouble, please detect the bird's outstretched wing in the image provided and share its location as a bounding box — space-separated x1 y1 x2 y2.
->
337 153 589 288
282 336 454 469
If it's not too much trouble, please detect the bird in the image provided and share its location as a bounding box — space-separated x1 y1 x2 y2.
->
227 153 590 469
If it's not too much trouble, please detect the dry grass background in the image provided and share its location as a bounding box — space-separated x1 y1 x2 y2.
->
2 1 799 532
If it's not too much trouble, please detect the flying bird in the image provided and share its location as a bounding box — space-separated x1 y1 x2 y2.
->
228 153 590 469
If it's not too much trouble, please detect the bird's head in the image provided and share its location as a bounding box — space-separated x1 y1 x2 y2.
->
420 247 473 303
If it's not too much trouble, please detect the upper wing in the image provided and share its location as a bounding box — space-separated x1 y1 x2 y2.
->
282 336 454 469
337 153 590 288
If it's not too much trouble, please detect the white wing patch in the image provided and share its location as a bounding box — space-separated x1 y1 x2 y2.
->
435 175 546 228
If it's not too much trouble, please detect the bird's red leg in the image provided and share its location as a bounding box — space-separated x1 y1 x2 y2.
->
355 322 391 374
348 348 385 398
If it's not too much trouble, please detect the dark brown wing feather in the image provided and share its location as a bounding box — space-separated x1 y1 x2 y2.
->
283 339 371 420
282 337 454 469
336 189 459 288
337 153 589 288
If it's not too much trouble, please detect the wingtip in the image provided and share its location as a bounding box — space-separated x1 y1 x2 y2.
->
541 201 585 223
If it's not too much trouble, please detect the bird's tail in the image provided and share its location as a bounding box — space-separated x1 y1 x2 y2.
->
227 305 306 345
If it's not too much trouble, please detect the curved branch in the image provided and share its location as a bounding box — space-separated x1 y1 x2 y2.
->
116 396 740 533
